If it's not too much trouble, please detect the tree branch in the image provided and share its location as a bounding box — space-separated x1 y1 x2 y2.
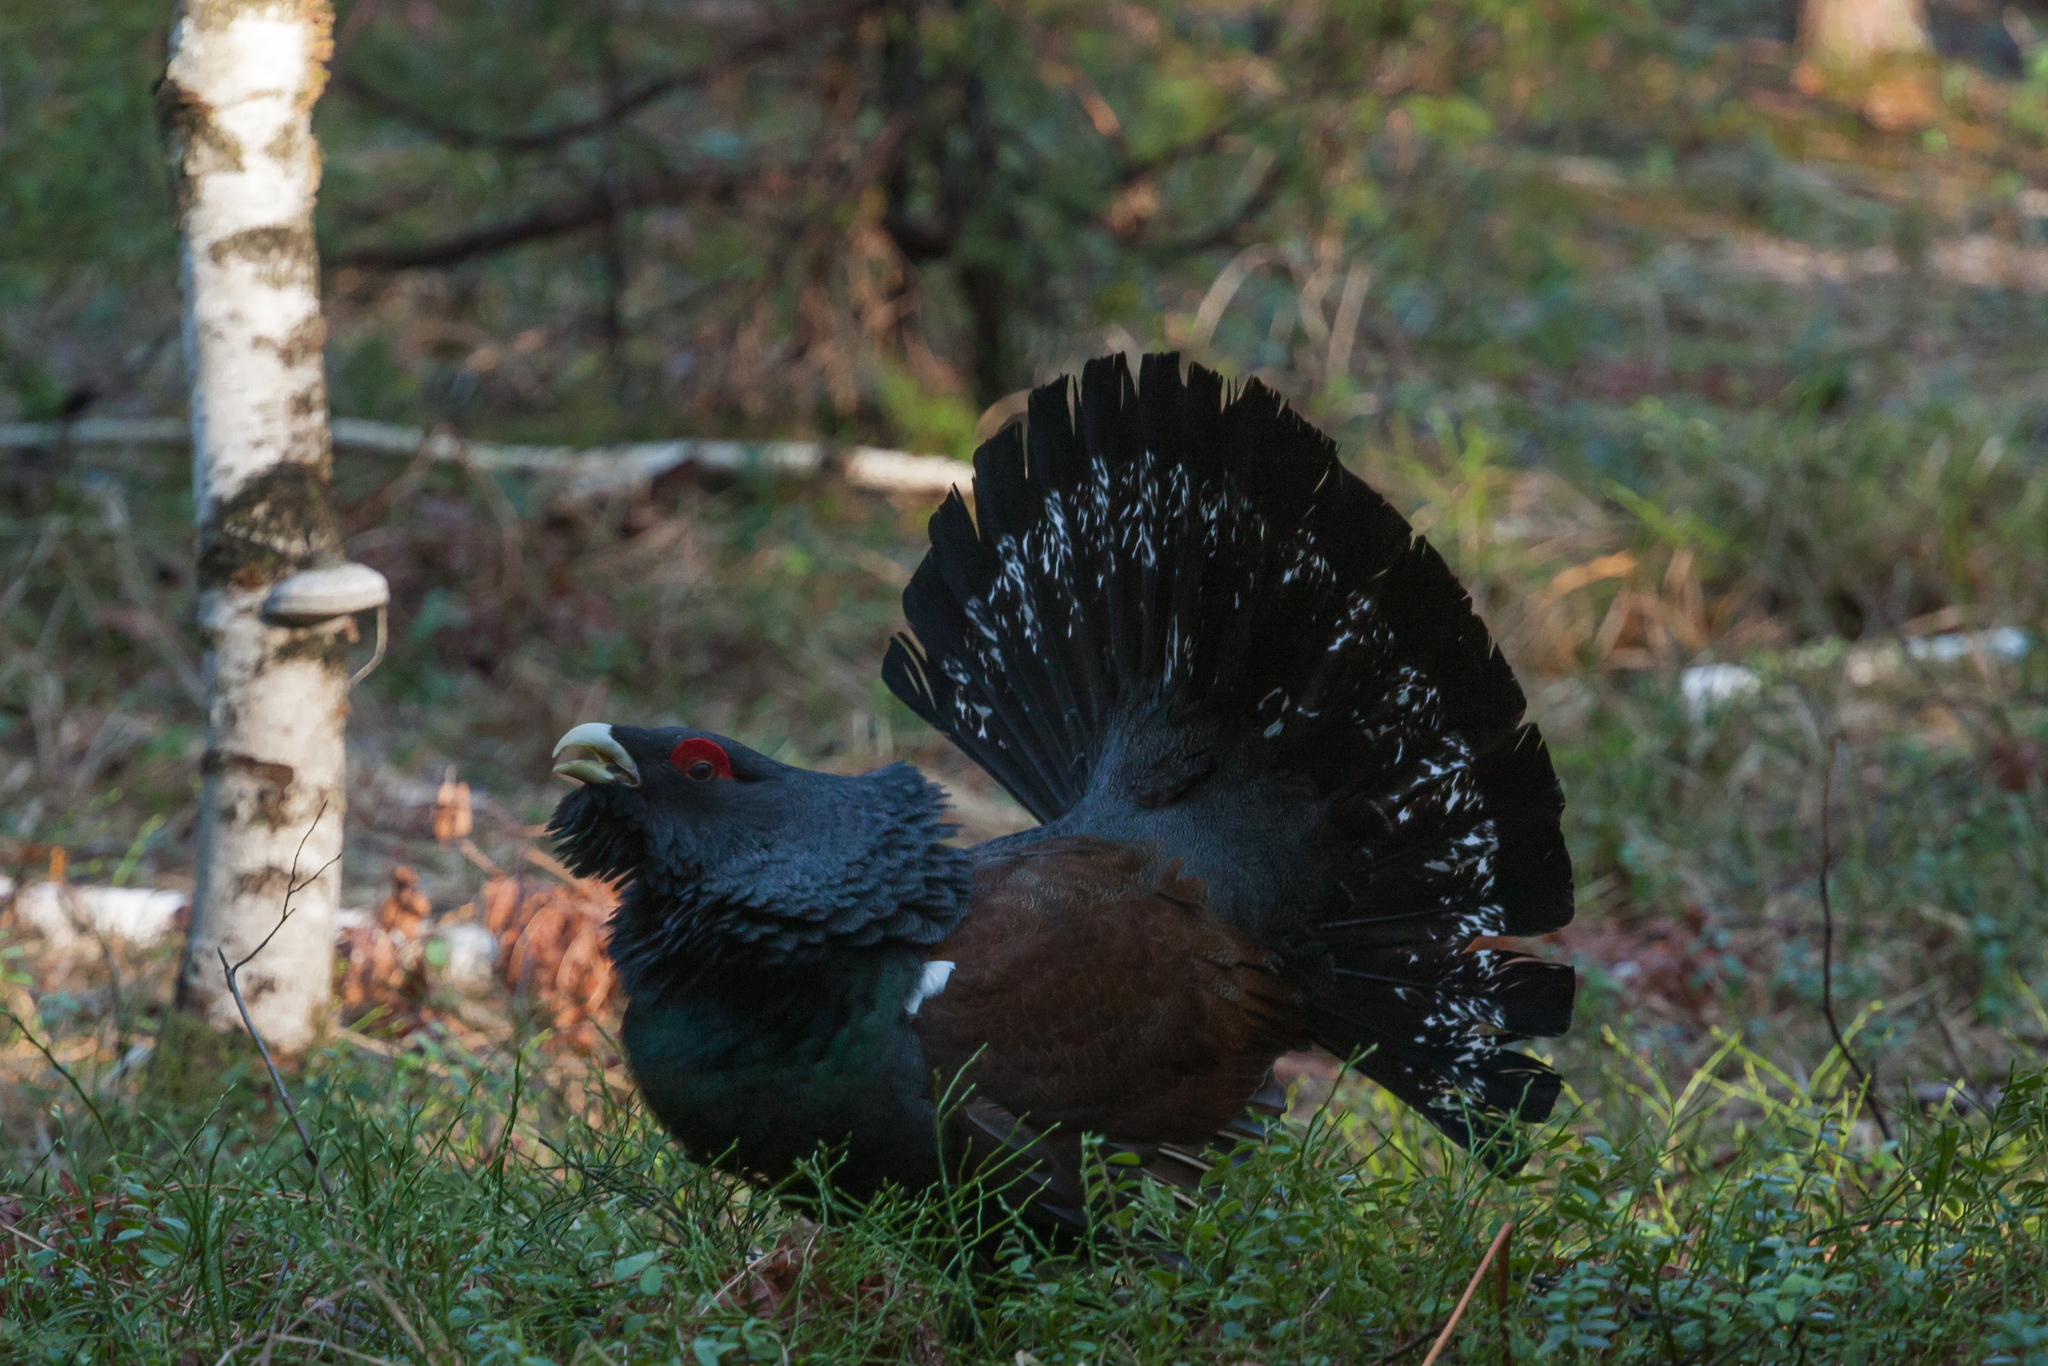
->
1145 156 1286 257
329 168 746 270
884 212 954 264
335 0 878 154
333 108 910 273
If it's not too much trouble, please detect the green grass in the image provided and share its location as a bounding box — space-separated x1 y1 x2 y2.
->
5 387 2046 1363
5 394 2047 1362
2 1016 2045 1364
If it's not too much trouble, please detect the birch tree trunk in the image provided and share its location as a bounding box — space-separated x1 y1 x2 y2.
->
162 0 347 1053
1800 0 1930 70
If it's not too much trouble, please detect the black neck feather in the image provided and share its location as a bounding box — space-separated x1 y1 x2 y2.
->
588 764 972 999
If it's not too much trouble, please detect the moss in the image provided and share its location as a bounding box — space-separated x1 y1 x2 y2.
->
145 1006 259 1106
196 461 340 590
274 623 353 672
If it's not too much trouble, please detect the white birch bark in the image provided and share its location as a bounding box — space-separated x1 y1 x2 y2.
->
1800 0 1930 70
164 0 345 1052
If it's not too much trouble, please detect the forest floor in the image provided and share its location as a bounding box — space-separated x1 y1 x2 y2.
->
2 444 2043 1363
5 9 2048 1364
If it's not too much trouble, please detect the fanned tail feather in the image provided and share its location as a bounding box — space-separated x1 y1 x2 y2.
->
885 353 1576 1163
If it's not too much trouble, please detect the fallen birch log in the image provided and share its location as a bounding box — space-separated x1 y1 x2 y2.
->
0 416 970 501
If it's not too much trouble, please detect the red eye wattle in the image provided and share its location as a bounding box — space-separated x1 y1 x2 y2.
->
669 737 733 780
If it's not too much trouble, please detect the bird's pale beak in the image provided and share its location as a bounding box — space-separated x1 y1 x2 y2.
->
552 723 641 787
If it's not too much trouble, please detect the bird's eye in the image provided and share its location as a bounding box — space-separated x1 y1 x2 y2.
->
669 737 733 781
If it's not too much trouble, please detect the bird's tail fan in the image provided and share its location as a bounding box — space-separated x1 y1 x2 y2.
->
885 354 1575 1162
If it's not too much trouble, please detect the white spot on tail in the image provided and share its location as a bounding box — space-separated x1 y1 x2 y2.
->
905 959 955 1016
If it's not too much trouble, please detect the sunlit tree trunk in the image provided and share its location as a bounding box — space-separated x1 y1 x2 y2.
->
1800 0 1929 70
162 0 347 1052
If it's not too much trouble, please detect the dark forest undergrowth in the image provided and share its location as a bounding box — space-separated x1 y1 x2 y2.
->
2 411 2043 1364
0 1017 2044 1364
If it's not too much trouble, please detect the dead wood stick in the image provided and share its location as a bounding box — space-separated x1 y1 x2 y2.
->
1420 1221 1515 1366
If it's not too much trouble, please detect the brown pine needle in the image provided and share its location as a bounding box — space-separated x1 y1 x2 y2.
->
1420 1221 1515 1366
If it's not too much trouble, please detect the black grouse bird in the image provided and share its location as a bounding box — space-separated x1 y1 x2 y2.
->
548 353 1575 1226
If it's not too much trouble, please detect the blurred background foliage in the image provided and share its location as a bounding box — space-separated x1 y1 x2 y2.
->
5 0 2048 1023
6 0 2048 625
3 0 2045 912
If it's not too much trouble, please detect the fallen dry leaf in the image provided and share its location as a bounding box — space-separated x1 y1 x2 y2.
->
378 864 431 937
432 774 474 842
338 865 433 1027
709 1220 949 1364
484 872 621 1047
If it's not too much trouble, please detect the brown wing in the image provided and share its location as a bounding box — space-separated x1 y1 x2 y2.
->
913 835 1309 1158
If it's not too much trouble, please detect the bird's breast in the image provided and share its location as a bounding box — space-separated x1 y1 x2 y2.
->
618 948 940 1194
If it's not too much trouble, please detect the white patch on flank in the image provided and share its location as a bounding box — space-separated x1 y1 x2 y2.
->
905 960 956 1016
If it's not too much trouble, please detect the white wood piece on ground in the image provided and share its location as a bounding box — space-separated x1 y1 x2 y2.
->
166 0 345 1053
1799 0 1929 67
1 878 191 949
0 417 970 501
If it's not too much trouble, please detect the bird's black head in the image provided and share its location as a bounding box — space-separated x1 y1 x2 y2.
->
547 723 811 885
546 723 972 995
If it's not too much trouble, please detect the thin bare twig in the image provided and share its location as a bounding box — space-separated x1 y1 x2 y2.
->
1420 1222 1515 1366
215 804 345 1204
0 515 64 626
1819 736 1892 1141
1495 1217 1513 1364
1929 1004 1993 1114
217 948 337 1206
454 444 527 599
0 1217 60 1255
1150 157 1285 256
4 1008 117 1152
352 1272 440 1360
231 800 337 975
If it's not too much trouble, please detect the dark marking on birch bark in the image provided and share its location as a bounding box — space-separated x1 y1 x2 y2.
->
155 77 241 217
209 224 319 289
202 750 300 829
234 867 297 902
237 970 281 1002
264 121 305 164
275 623 353 670
288 410 335 467
196 462 341 590
267 315 327 369
202 751 297 787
